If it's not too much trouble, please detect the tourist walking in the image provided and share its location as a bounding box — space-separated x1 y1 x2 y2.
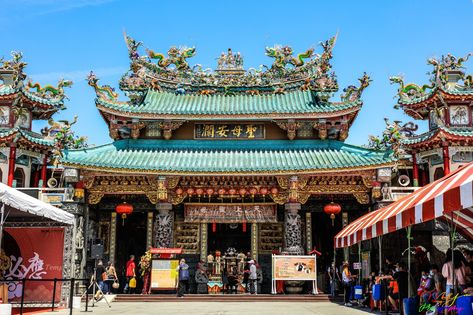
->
327 262 341 297
123 255 136 294
177 258 190 297
249 260 257 295
94 260 106 299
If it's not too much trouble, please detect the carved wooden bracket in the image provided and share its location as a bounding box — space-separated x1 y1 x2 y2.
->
314 119 327 140
158 120 185 140
130 122 146 139
274 119 301 140
353 192 369 204
339 122 349 140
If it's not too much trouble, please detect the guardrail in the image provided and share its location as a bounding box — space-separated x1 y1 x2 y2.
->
383 187 419 202
1 278 91 315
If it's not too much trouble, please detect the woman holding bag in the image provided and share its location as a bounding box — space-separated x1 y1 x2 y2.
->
106 262 118 294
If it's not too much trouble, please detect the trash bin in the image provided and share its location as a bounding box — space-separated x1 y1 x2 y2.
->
456 295 473 315
403 297 419 315
372 284 385 301
354 285 363 300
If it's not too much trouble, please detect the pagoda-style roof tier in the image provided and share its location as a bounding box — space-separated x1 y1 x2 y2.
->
62 139 394 176
88 34 371 125
391 53 473 120
96 89 362 120
402 126 473 149
0 52 71 119
0 127 55 151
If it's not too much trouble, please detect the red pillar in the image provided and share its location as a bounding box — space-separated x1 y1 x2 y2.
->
41 154 48 188
412 152 419 187
443 146 450 176
7 145 16 187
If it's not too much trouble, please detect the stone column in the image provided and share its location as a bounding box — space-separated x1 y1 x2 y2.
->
109 212 117 263
146 211 154 249
284 203 303 254
154 203 173 248
305 212 312 253
251 223 258 260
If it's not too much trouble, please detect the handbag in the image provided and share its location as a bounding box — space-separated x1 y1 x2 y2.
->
112 281 119 289
129 277 137 289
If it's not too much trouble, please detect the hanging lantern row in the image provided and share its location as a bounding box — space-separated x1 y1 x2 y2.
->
323 202 342 226
175 187 279 197
115 202 134 226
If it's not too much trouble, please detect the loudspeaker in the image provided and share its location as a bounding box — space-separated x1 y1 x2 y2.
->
91 244 104 259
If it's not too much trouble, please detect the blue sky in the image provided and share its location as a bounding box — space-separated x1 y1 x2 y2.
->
1 0 472 146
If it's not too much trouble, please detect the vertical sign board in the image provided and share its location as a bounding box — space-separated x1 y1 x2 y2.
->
271 255 318 294
150 259 179 290
3 227 65 303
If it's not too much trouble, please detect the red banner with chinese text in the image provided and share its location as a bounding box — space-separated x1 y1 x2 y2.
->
3 227 64 303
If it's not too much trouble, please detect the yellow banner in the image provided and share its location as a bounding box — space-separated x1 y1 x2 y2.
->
150 259 179 289
272 256 317 280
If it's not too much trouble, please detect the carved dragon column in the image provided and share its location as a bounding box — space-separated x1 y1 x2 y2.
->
283 202 303 255
154 203 174 248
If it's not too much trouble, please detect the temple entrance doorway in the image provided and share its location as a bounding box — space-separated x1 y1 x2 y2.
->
116 211 147 286
207 223 251 254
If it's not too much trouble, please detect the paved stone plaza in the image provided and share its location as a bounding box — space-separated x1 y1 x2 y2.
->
53 302 371 315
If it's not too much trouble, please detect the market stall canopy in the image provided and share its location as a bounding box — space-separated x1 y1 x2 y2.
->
335 162 473 248
0 183 74 225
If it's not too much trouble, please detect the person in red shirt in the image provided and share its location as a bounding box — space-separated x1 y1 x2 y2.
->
124 255 136 294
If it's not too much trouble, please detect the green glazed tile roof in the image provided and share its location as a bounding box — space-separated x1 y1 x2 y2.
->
97 90 361 117
62 139 394 175
402 127 473 145
0 85 64 107
0 127 55 146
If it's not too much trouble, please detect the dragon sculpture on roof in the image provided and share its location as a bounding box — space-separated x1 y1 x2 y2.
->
341 72 371 102
146 46 196 71
368 118 418 157
389 75 435 104
265 45 314 71
1 51 27 88
26 79 73 99
87 71 119 100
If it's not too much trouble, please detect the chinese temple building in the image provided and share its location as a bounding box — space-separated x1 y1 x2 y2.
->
62 35 396 292
0 51 70 188
391 54 473 185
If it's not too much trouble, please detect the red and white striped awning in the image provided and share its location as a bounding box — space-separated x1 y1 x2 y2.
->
334 162 473 248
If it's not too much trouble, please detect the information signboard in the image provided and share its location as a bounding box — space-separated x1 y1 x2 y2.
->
150 259 179 290
271 255 318 295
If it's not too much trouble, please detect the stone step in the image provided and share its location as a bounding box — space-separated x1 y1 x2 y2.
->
113 294 339 303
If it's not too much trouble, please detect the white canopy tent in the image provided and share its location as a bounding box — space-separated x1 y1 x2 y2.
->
0 182 74 251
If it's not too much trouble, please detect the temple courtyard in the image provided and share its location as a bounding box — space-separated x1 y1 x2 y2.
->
54 301 371 315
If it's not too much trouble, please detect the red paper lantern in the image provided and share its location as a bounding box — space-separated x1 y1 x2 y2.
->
242 220 247 233
249 187 258 196
270 187 279 195
187 188 195 196
116 202 134 225
212 221 217 233
196 188 204 197
218 188 226 196
259 187 268 196
239 188 247 197
175 187 183 195
228 188 236 195
206 188 215 195
324 202 342 226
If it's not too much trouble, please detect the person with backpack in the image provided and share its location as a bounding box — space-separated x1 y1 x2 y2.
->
177 258 190 297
